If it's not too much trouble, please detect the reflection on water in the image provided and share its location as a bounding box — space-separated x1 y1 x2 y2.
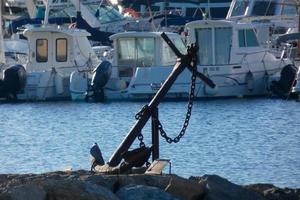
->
0 98 299 188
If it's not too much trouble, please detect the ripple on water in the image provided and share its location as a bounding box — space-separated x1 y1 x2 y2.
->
0 99 300 188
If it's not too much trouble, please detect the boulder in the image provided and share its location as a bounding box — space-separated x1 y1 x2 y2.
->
191 175 267 200
116 184 180 200
43 179 119 200
245 184 300 200
165 175 205 200
0 184 46 200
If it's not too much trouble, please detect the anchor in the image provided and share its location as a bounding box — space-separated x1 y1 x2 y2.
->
90 32 215 173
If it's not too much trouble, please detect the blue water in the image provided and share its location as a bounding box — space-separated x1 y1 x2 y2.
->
0 98 300 188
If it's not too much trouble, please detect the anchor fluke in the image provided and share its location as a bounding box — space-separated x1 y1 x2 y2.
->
90 143 105 171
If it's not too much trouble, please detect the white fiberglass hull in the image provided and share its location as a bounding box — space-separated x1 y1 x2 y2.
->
17 71 70 101
70 62 292 101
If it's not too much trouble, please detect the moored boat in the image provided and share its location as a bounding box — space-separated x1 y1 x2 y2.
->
0 24 101 101
70 20 298 101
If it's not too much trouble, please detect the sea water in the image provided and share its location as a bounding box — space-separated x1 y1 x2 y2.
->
0 98 299 188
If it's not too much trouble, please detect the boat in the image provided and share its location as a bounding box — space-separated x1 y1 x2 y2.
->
185 19 298 98
226 0 299 58
122 0 231 20
70 19 298 101
0 23 101 101
225 0 300 97
70 31 188 101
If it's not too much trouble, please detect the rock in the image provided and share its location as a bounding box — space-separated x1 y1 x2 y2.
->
43 179 119 200
80 174 115 190
1 184 46 200
1 171 299 200
116 184 180 200
245 184 300 200
165 175 205 200
191 175 267 200
115 174 171 190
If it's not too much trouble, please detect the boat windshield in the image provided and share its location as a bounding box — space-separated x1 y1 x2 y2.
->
86 4 125 24
118 37 155 68
162 37 186 66
250 0 277 16
231 0 249 17
49 6 76 18
49 4 125 24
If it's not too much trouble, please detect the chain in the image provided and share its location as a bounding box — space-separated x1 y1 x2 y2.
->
158 63 197 144
135 105 149 120
137 132 145 148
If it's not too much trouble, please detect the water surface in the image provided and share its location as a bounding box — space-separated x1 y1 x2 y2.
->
0 98 299 188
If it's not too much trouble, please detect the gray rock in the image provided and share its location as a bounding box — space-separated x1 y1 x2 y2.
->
2 184 46 200
165 175 205 200
44 179 119 200
192 175 267 200
84 182 120 200
113 174 171 190
245 184 300 200
116 184 180 200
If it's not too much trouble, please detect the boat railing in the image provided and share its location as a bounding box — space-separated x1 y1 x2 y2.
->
236 15 297 23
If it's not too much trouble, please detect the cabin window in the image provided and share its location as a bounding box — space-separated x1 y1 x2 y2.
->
196 27 232 65
118 37 155 68
282 4 297 15
215 27 232 64
251 1 276 16
36 39 48 63
231 0 249 16
239 29 259 47
196 28 213 65
56 38 67 62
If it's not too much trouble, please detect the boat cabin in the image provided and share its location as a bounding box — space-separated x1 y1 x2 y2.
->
109 32 186 81
226 0 298 51
23 25 99 75
185 20 264 66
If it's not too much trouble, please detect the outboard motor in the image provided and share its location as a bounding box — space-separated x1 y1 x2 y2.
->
0 64 26 101
86 61 112 102
270 64 298 98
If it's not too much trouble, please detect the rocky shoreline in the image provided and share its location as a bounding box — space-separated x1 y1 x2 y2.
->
0 170 299 200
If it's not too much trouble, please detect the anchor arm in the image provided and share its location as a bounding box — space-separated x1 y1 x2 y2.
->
186 65 216 88
162 32 215 88
161 32 183 58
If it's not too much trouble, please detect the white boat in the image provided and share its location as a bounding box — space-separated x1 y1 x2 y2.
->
70 31 188 101
70 20 297 101
0 24 100 101
226 0 299 58
185 19 298 98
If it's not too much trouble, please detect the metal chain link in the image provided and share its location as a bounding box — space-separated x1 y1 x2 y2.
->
137 132 145 148
135 105 149 120
158 65 197 144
